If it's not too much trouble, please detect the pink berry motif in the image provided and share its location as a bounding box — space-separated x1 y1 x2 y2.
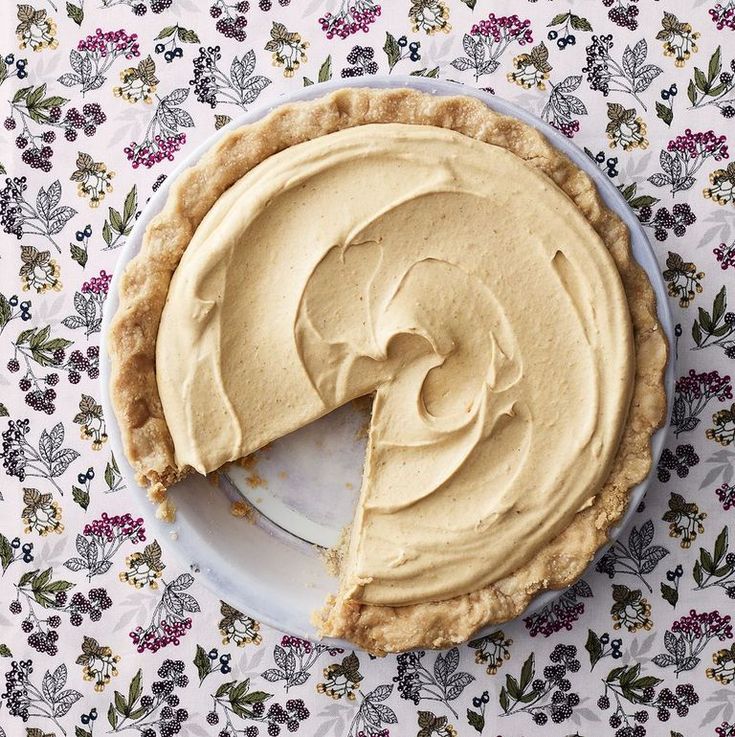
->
716 482 735 510
714 240 735 270
83 511 141 549
125 133 187 169
451 13 533 81
83 269 112 295
710 1 735 31
653 610 733 676
122 82 191 168
64 513 145 579
319 1 381 40
646 129 730 195
58 29 140 95
77 28 140 59
524 581 592 637
672 370 733 436
669 129 729 161
672 610 733 640
129 573 198 653
539 71 586 139
61 269 107 348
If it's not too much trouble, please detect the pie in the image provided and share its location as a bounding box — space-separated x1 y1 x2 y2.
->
108 87 667 653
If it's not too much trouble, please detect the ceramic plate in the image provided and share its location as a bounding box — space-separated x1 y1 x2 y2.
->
100 76 675 649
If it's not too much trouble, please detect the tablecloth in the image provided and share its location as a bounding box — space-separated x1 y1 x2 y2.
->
1 0 735 735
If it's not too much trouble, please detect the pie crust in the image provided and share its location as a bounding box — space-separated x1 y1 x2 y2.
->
108 87 667 653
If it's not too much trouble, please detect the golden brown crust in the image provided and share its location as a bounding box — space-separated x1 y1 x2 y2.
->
108 87 667 652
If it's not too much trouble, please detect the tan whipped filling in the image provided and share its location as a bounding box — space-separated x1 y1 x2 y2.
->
156 123 634 607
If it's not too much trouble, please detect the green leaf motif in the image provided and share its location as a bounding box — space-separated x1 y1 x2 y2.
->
548 12 569 26
714 526 729 564
178 27 201 43
128 668 142 708
570 14 593 31
698 307 713 333
107 702 118 729
687 79 697 105
519 652 534 690
410 67 440 78
709 46 722 83
629 195 660 209
713 286 727 325
12 86 32 103
694 67 708 92
318 55 332 83
656 101 673 126
691 320 703 346
467 708 484 733
70 243 87 268
114 689 128 717
0 293 10 330
122 185 138 225
66 1 83 25
155 25 177 39
693 559 703 586
0 533 14 573
72 485 89 511
585 629 603 668
499 686 510 713
194 644 211 682
0 644 12 657
505 674 521 700
215 680 236 697
383 32 402 71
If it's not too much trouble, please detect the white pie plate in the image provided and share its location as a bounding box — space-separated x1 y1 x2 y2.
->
100 76 675 649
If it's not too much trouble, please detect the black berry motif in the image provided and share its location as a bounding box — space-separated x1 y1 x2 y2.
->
657 443 699 482
602 0 639 30
341 45 378 77
499 644 581 724
210 0 249 41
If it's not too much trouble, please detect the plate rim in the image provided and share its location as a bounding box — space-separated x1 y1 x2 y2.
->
99 75 676 649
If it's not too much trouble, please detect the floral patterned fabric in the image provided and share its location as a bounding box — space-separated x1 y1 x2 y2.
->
1 1 735 736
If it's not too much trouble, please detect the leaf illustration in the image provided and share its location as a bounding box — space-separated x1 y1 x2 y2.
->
383 32 401 71
0 534 14 572
467 708 484 732
585 630 603 668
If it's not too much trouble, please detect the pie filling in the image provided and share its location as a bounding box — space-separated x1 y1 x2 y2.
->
156 123 634 609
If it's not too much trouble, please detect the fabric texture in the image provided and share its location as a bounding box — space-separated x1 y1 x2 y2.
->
1 1 734 736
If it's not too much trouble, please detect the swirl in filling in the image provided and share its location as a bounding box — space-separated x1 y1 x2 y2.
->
156 123 634 606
